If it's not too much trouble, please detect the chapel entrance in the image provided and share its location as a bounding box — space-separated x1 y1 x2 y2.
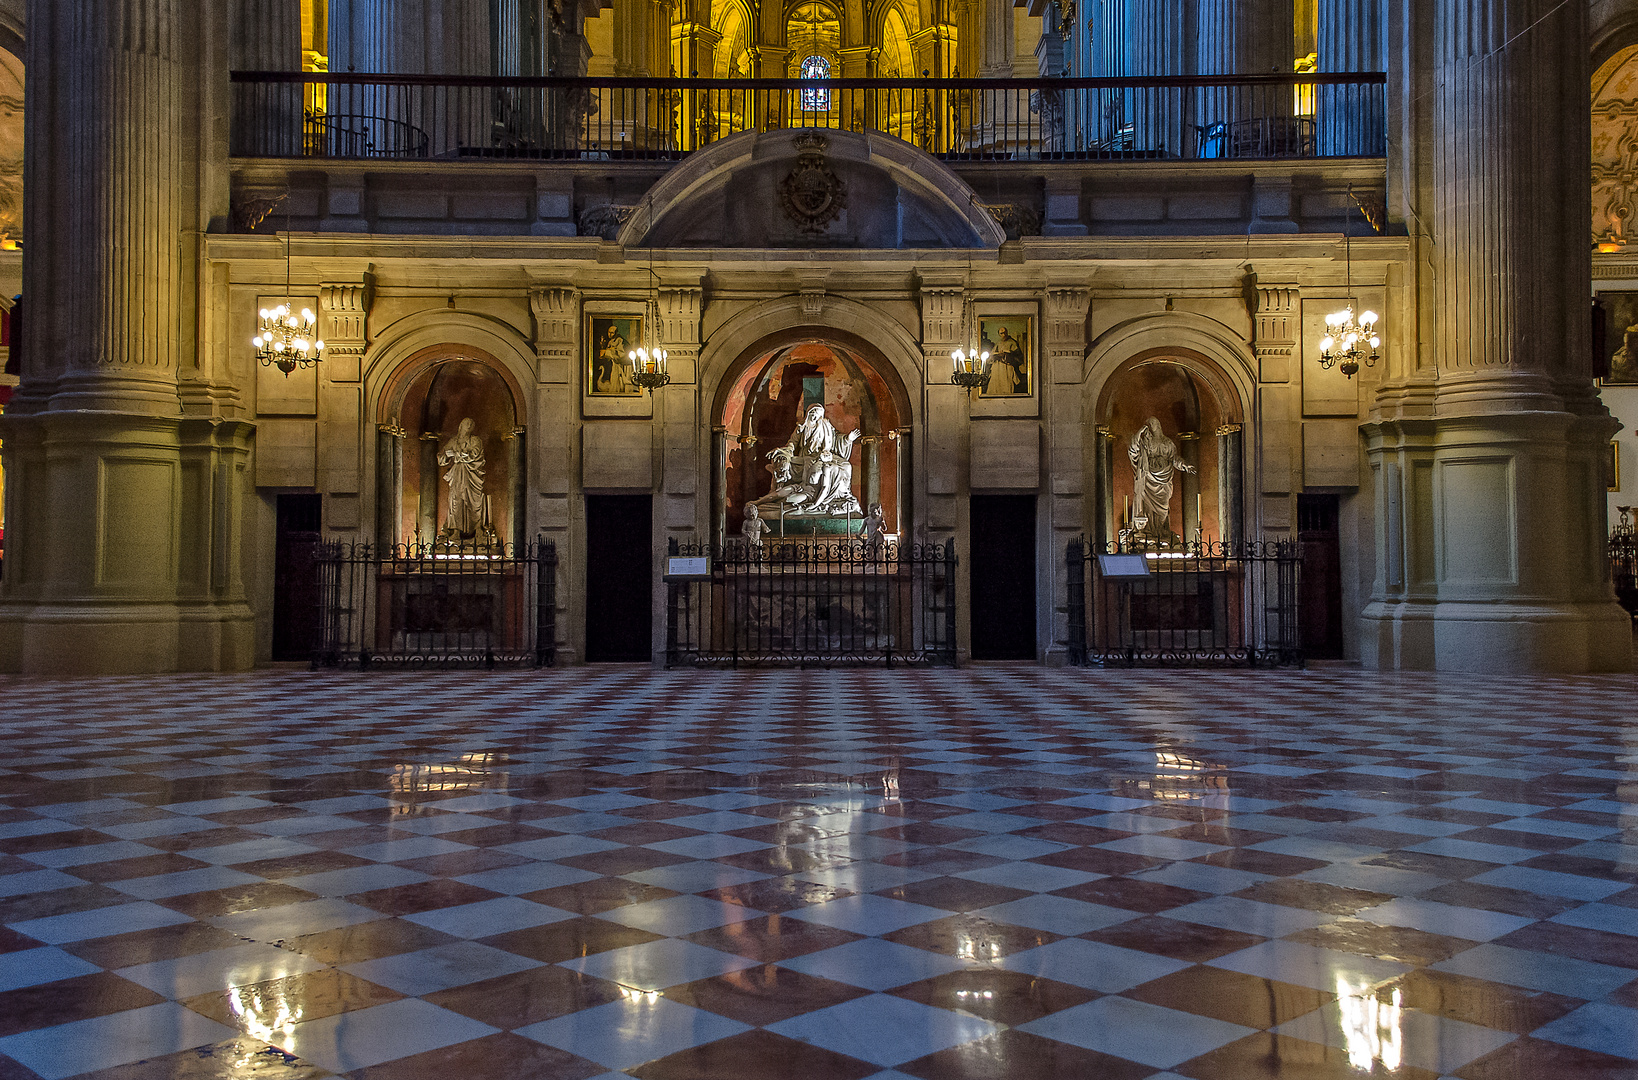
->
970 495 1036 659
586 495 653 662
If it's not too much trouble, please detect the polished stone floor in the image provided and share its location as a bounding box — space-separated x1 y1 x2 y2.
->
0 666 1634 1080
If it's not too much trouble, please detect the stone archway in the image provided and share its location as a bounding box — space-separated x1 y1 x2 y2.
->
710 329 913 545
375 344 527 549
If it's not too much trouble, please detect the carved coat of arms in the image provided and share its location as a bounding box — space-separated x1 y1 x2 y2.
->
778 133 847 236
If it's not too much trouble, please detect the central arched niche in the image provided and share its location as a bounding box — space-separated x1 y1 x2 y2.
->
719 339 905 540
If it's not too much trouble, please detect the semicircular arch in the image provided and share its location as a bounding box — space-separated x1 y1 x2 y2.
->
699 294 922 428
1083 312 1255 427
364 310 536 427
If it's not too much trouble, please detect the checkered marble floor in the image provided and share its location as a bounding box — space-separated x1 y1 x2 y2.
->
0 667 1634 1080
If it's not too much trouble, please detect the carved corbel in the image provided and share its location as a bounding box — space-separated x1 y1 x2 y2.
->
1042 285 1091 385
319 278 372 383
530 285 580 384
1252 284 1300 384
791 268 831 317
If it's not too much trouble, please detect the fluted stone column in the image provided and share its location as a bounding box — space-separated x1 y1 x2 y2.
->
1127 0 1193 155
1316 0 1384 154
1361 0 1629 672
0 0 255 674
231 0 301 156
1195 0 1293 154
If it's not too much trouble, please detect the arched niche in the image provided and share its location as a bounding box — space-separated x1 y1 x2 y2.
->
1094 349 1246 547
376 346 526 549
712 333 910 543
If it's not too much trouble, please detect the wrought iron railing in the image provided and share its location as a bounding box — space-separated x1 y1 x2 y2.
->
312 539 558 669
1611 525 1638 623
231 71 1387 163
665 536 957 668
1066 537 1302 667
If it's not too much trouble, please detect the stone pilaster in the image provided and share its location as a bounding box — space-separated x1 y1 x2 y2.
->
658 286 702 536
918 274 965 547
1361 0 1629 672
1043 284 1089 664
0 0 256 674
530 285 580 384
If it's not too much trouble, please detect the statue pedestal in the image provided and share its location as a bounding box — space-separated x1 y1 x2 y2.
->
766 513 865 538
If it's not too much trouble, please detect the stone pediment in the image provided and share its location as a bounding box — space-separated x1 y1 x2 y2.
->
615 128 1006 250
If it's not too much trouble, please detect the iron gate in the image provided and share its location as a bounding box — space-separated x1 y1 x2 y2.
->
1067 537 1302 667
665 537 957 668
312 540 558 668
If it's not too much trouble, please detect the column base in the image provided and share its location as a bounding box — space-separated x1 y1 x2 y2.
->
1360 599 1633 673
0 603 257 675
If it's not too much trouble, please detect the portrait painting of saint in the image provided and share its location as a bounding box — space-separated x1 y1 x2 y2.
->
977 315 1033 397
586 315 644 396
1598 292 1638 385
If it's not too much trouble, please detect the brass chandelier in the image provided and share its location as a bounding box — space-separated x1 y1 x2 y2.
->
253 200 324 376
1317 186 1380 379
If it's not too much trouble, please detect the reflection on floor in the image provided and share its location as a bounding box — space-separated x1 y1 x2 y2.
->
0 667 1633 1080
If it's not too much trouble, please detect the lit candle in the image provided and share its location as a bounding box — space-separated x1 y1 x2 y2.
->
1124 495 1130 523
1196 492 1202 528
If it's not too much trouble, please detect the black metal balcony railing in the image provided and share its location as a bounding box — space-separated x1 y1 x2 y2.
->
231 71 1387 163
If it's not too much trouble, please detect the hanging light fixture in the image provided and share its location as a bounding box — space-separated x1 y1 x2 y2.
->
950 342 991 392
253 198 324 376
628 206 671 394
950 250 991 393
628 324 670 393
1317 185 1380 379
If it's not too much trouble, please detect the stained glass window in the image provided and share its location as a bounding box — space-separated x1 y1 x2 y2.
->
800 55 831 111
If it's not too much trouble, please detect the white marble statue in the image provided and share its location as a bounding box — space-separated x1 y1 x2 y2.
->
755 404 862 517
753 406 864 518
740 502 770 549
438 417 487 537
1128 417 1194 545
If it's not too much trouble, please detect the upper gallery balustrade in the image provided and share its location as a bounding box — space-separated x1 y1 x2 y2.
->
231 71 1386 164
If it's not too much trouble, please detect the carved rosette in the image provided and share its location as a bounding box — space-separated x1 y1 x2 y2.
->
779 134 847 236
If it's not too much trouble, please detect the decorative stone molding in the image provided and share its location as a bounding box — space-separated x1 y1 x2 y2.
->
1252 284 1299 384
576 203 637 240
657 287 703 359
980 202 1043 239
778 133 847 236
792 268 831 317
1043 286 1091 346
530 285 580 383
232 192 286 234
918 281 965 349
320 282 371 383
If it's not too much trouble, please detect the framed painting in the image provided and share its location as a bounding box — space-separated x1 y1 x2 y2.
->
972 302 1039 417
1596 291 1638 384
585 312 645 397
1609 440 1621 493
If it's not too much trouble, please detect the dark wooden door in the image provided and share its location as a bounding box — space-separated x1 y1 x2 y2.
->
970 494 1037 660
271 494 322 661
585 495 653 662
1298 494 1344 659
